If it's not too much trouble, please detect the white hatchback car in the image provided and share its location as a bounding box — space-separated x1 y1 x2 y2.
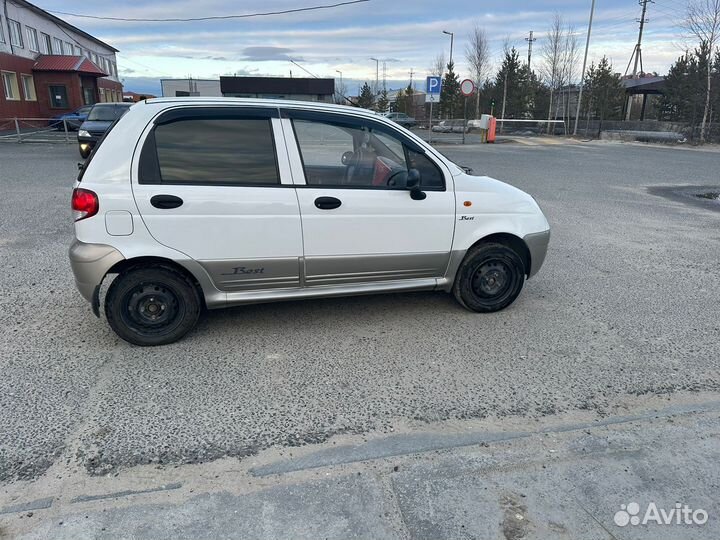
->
70 98 550 346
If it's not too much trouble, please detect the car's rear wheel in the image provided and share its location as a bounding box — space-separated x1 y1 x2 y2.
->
79 145 91 159
105 265 202 346
453 243 526 313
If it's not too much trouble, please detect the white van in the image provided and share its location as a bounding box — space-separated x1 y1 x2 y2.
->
70 98 550 346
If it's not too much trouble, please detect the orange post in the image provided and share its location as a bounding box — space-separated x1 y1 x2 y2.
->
487 117 497 143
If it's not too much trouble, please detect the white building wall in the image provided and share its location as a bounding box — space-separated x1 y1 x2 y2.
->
161 79 222 97
0 1 120 82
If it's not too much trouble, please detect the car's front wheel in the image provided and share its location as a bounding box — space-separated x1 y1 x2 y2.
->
453 243 526 312
105 265 202 346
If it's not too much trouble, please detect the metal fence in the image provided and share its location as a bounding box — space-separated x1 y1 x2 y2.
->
412 119 568 144
0 117 75 143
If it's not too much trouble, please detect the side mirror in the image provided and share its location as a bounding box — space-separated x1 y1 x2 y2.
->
407 168 426 200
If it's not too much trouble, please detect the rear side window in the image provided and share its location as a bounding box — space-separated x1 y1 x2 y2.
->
147 118 279 185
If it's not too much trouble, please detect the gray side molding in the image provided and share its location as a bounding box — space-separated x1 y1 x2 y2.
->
68 240 125 304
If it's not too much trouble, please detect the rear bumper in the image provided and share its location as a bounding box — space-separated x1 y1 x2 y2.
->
69 240 124 303
524 229 551 278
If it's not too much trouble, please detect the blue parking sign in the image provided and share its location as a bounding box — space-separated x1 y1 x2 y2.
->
426 76 442 95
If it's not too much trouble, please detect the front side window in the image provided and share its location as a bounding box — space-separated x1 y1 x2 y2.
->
2 71 20 100
26 26 39 52
8 19 22 47
292 117 444 190
49 85 69 108
149 117 279 186
21 74 36 100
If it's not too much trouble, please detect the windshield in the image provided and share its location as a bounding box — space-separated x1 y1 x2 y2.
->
87 105 128 122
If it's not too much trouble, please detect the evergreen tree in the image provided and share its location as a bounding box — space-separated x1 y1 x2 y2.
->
376 88 390 113
440 61 461 118
659 43 716 138
581 57 625 122
396 84 415 115
356 82 375 109
491 48 533 119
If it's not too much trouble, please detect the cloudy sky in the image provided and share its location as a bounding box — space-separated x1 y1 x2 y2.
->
37 0 692 95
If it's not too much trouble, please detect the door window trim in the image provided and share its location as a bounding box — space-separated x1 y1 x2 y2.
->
139 107 283 187
284 109 445 192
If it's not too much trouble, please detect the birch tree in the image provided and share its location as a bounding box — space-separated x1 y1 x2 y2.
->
465 25 491 118
684 0 720 142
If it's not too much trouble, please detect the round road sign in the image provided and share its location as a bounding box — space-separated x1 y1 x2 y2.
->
460 79 475 97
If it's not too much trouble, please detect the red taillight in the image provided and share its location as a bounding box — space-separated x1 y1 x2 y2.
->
71 188 99 221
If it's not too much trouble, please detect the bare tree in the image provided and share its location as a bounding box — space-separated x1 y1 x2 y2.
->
541 14 564 133
465 25 490 117
684 0 720 142
428 52 446 77
541 14 580 134
560 25 580 133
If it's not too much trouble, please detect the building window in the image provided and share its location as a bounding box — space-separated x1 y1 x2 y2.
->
26 26 39 52
40 32 51 54
49 85 69 108
2 71 21 100
53 37 63 54
63 41 73 55
8 19 23 48
0 17 5 44
21 74 36 101
75 45 82 56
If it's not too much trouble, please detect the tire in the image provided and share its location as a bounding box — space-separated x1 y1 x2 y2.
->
452 243 526 313
79 145 91 159
105 265 202 346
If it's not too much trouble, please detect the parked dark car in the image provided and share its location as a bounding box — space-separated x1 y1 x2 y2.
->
77 103 133 158
49 106 92 131
383 112 417 128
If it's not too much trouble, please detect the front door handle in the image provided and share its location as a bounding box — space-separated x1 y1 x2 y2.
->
151 194 184 209
314 196 342 210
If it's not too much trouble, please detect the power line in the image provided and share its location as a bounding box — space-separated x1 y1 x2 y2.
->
48 0 370 23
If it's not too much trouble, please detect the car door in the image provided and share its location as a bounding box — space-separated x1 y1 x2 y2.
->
282 109 455 287
132 106 303 292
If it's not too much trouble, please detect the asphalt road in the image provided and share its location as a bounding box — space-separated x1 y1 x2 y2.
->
0 138 718 494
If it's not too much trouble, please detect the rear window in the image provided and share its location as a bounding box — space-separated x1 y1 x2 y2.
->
77 114 126 181
87 105 128 121
151 118 279 185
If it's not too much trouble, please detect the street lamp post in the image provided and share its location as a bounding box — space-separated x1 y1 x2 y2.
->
370 57 379 95
442 30 454 67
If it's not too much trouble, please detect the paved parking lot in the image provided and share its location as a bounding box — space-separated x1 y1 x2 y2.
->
1 139 719 538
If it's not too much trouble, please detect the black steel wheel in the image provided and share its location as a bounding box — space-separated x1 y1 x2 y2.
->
105 265 201 346
453 243 526 313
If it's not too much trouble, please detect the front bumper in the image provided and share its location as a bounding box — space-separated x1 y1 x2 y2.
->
523 230 551 278
69 240 124 304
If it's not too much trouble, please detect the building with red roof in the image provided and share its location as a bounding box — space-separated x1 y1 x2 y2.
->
1 0 123 119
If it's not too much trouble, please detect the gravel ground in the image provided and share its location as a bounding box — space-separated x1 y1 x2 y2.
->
0 139 718 482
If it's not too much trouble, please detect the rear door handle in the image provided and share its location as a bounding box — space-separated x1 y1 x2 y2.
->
314 196 342 210
151 194 184 209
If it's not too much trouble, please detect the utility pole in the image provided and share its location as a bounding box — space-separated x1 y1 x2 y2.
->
573 0 596 136
625 0 652 120
525 31 537 70
409 68 414 89
382 61 387 92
